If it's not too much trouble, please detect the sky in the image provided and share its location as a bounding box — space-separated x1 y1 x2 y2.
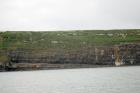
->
0 0 140 31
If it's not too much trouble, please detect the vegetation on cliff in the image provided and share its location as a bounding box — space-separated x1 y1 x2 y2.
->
0 29 140 50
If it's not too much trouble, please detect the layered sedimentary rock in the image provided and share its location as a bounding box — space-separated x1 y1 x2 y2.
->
114 43 140 66
0 43 140 70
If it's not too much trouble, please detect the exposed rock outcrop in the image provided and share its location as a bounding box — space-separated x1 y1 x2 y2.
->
0 43 140 71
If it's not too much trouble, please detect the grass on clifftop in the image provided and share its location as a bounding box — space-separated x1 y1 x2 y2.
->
0 29 140 50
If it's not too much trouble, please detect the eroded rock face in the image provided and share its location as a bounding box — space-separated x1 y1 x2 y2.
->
0 43 140 70
5 46 115 65
116 43 140 65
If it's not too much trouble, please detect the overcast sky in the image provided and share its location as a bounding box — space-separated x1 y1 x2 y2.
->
0 0 140 31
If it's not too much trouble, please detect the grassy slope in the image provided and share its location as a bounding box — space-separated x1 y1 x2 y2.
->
0 29 140 50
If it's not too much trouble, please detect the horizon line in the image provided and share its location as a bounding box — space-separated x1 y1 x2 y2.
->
0 28 140 32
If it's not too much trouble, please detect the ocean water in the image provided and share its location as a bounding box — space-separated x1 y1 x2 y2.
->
0 66 140 93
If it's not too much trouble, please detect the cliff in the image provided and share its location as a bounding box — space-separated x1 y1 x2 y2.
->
0 30 140 71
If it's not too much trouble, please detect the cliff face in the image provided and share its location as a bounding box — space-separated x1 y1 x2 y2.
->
0 30 140 70
0 43 139 71
114 44 140 65
7 46 113 65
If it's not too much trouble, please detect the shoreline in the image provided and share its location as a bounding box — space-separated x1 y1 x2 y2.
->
1 64 139 72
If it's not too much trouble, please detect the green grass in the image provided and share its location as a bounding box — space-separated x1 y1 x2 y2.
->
0 29 140 50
